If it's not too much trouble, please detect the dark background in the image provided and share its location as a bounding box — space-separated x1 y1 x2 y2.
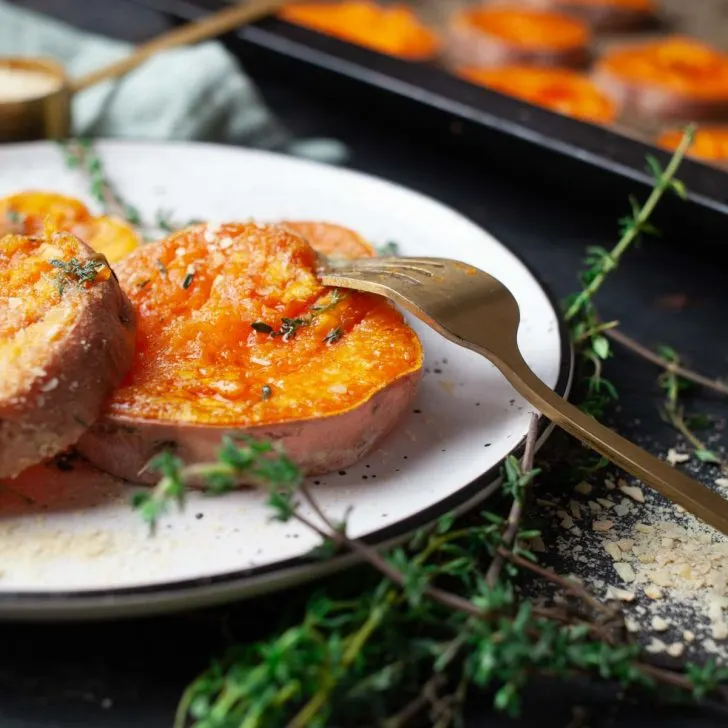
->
2 1 728 726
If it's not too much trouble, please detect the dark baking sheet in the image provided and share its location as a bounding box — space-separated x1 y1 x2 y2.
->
130 0 728 226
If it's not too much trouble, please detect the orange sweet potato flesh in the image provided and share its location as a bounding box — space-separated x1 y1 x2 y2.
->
457 65 616 123
593 37 728 122
447 6 590 70
77 222 423 485
0 229 135 478
0 191 141 263
282 220 376 259
279 1 440 61
658 127 728 163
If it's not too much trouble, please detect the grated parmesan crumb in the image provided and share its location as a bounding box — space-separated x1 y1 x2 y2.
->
593 520 614 533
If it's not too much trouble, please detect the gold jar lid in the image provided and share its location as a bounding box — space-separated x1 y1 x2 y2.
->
0 57 71 142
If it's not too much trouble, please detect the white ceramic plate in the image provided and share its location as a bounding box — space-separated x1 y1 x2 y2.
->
0 141 572 620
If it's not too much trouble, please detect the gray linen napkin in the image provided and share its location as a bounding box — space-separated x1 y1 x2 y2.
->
0 0 348 163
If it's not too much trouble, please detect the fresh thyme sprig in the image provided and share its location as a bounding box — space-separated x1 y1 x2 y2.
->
59 138 142 225
563 125 695 422
564 125 695 323
145 427 728 727
132 437 302 534
658 346 726 468
607 327 728 398
155 208 204 233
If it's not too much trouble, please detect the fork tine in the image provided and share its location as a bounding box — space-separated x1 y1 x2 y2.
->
327 266 424 285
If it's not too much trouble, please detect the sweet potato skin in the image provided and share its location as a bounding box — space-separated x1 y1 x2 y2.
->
77 222 423 485
78 368 420 486
0 191 140 263
446 6 591 70
520 0 655 31
0 232 135 478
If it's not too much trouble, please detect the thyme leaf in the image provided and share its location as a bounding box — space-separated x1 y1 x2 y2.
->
323 327 343 345
50 256 107 296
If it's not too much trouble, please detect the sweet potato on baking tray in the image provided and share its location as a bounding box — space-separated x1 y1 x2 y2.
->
521 0 656 31
0 191 141 263
457 65 616 123
446 5 591 70
279 1 440 61
594 36 728 122
0 229 135 478
658 126 728 163
77 222 423 485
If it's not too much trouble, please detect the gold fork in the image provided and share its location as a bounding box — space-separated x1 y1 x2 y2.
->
320 256 728 537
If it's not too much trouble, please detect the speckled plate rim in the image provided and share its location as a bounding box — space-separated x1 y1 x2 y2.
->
0 140 573 621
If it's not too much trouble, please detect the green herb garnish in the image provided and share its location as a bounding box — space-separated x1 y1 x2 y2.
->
251 322 274 334
376 240 399 256
50 256 107 296
323 327 343 345
182 271 195 290
261 384 272 400
5 209 25 228
279 317 307 341
310 288 344 314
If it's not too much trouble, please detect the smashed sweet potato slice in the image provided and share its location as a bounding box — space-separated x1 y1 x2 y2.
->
0 191 140 263
279 1 440 60
106 222 421 425
0 229 135 477
77 222 422 484
594 37 728 121
658 126 728 162
446 5 590 71
458 6 589 51
283 220 376 259
458 65 616 123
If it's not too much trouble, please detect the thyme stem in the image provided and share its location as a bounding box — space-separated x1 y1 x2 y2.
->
485 413 539 586
565 125 695 322
608 328 728 397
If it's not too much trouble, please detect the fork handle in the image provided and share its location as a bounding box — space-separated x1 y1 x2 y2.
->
496 351 728 536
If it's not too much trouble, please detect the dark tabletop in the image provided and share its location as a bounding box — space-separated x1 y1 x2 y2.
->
2 1 728 726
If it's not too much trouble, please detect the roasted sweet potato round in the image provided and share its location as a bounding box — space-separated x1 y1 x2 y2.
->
0 230 135 478
77 222 423 485
657 126 728 164
457 65 616 123
0 191 141 263
593 36 728 122
520 0 656 31
279 1 440 61
446 5 591 70
282 220 376 259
